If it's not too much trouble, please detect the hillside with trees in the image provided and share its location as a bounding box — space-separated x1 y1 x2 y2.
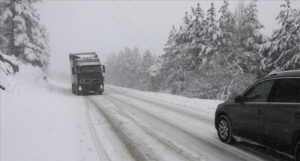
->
106 0 300 100
0 0 49 89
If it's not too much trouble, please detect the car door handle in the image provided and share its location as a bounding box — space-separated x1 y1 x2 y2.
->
257 109 265 115
295 112 300 119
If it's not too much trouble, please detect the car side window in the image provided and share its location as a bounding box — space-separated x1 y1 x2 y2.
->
269 79 300 103
243 80 275 102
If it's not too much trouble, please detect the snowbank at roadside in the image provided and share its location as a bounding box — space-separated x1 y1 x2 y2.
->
0 65 99 161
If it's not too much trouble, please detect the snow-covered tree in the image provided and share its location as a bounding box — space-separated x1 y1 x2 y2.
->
234 0 265 75
200 2 219 68
161 25 187 94
139 50 156 90
218 0 236 65
0 2 18 90
105 47 161 91
3 0 49 69
261 0 300 74
188 3 205 70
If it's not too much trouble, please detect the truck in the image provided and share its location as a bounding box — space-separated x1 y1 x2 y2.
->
69 52 105 95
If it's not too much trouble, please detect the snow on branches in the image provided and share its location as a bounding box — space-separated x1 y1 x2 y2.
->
160 0 300 99
0 0 49 69
261 0 300 74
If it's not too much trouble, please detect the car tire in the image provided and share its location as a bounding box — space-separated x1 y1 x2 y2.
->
296 140 300 161
217 115 234 144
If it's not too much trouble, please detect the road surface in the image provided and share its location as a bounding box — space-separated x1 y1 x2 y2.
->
82 85 293 161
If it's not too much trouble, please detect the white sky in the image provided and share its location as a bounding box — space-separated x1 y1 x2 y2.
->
36 0 300 76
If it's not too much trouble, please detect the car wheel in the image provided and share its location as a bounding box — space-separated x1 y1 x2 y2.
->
217 115 234 144
296 140 300 161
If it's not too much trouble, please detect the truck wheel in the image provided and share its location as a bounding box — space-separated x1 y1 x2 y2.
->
296 140 300 161
217 115 234 144
74 85 78 95
75 85 81 95
97 88 102 95
72 84 75 94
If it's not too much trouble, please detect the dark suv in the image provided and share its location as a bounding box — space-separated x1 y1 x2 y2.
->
215 70 300 161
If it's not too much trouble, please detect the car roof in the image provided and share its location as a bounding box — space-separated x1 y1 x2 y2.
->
265 70 300 79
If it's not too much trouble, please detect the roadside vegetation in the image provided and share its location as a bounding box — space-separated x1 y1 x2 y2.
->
106 0 300 100
0 0 49 89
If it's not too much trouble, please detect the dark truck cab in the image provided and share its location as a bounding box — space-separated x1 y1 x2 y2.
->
69 52 105 95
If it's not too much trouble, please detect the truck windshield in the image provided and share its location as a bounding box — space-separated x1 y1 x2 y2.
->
79 65 101 73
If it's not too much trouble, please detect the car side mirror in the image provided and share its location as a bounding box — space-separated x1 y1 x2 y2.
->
234 95 243 103
102 65 106 73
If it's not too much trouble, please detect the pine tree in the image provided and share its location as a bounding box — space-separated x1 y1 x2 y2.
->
0 2 18 90
0 0 18 71
162 24 187 94
3 0 49 69
206 0 237 99
218 0 236 65
188 3 205 70
140 50 156 90
200 2 219 68
234 0 265 75
261 0 300 74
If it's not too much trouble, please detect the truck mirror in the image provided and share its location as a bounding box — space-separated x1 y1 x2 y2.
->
102 65 106 73
72 68 75 74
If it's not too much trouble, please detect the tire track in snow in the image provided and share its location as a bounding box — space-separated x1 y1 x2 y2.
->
88 97 190 161
84 99 112 161
103 95 206 161
108 85 215 117
105 90 265 161
107 86 213 125
107 88 292 161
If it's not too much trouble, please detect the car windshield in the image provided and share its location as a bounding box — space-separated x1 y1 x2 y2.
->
79 65 100 73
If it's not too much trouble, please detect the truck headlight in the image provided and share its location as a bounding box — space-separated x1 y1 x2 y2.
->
100 84 103 89
78 86 82 91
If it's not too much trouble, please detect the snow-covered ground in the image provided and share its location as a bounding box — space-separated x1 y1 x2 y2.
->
0 67 293 161
1 66 99 161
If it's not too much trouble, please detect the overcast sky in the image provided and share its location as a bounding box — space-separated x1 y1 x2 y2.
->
37 0 300 77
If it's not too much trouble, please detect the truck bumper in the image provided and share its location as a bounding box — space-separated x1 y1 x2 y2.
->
78 83 103 94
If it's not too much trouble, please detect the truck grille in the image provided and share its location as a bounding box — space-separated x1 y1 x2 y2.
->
80 79 100 84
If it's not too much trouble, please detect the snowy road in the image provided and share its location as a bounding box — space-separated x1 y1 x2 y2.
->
1 74 293 161
83 86 293 161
